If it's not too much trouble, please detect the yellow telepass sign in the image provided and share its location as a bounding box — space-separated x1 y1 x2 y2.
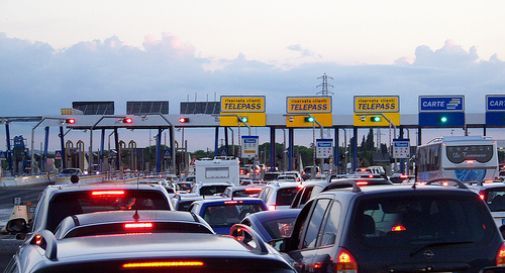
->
220 96 265 113
354 96 399 113
286 96 332 114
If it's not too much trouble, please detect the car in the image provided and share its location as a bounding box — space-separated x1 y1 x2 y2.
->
263 172 281 182
171 193 204 211
272 179 505 273
53 210 214 239
173 181 193 193
281 171 303 182
290 181 329 209
5 183 174 236
190 198 267 234
192 182 232 196
58 168 83 177
136 177 175 193
222 185 264 198
471 182 505 234
5 225 296 273
240 209 301 242
259 182 301 210
390 172 411 183
276 174 298 183
327 173 392 187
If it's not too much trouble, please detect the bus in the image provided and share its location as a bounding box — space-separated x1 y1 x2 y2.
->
416 136 499 183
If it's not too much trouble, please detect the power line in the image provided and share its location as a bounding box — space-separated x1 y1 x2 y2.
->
316 73 334 96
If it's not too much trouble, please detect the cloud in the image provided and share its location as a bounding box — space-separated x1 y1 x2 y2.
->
0 33 504 119
287 44 320 58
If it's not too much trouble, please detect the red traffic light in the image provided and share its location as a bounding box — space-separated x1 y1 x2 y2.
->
65 118 76 124
122 117 133 124
178 117 189 123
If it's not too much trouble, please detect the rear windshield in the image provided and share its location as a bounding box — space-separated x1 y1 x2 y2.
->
46 190 170 232
446 145 494 163
203 203 265 227
177 183 193 192
199 185 229 196
63 222 212 238
263 217 296 240
485 188 505 212
176 200 195 211
276 187 299 206
232 189 262 198
263 173 279 181
352 195 495 247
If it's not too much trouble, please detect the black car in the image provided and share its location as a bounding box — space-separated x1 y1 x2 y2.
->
273 180 505 273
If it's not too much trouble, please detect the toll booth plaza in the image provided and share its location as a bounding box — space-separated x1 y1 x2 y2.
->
0 93 502 178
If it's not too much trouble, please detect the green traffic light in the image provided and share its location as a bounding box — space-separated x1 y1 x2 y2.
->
305 116 315 123
440 116 448 123
371 116 381 122
239 117 248 123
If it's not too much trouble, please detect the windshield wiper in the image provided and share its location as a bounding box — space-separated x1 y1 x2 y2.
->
409 241 474 257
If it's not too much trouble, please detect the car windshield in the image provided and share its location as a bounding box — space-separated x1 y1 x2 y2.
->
276 187 299 206
199 185 229 196
485 188 505 212
352 195 494 247
204 203 265 227
46 190 170 232
262 217 296 239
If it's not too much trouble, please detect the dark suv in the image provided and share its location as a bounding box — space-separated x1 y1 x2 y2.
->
274 181 505 273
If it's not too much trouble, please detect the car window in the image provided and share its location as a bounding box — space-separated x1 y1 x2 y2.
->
276 187 299 206
485 189 505 212
302 199 330 249
46 190 170 232
353 195 495 247
260 187 271 202
300 186 315 205
263 217 297 240
317 201 341 247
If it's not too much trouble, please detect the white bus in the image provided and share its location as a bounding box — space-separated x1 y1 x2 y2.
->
416 136 499 183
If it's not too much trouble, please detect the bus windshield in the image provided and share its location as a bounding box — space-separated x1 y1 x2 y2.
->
446 145 494 164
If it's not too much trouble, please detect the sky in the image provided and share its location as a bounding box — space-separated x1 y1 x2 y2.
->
0 0 505 151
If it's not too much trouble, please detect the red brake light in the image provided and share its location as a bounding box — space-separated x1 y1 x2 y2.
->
356 181 368 186
336 248 358 273
465 160 475 164
65 118 76 124
34 234 43 246
400 174 408 179
244 188 261 193
479 190 486 201
391 225 407 232
122 117 133 124
124 222 154 229
496 243 505 267
224 200 243 205
122 260 204 269
91 190 125 197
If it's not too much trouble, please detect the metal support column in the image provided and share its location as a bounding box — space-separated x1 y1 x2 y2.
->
170 126 176 174
155 128 162 173
334 127 339 173
114 129 120 171
269 127 276 171
43 127 49 172
100 129 105 172
417 127 422 146
214 127 219 157
288 128 294 171
89 129 93 174
352 127 358 171
399 126 405 174
483 125 487 136
224 127 229 155
5 123 12 175
59 126 66 169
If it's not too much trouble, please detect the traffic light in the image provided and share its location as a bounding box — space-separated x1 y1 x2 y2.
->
122 117 133 124
178 117 189 123
65 118 76 125
304 116 315 123
238 116 248 123
370 116 381 122
440 116 448 123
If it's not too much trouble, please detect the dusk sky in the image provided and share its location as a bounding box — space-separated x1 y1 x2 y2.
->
1 0 505 150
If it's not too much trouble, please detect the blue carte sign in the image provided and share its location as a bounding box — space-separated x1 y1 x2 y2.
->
419 96 464 112
487 95 505 111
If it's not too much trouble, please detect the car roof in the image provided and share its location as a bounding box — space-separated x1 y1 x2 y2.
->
192 197 264 205
322 184 478 196
49 233 276 261
46 183 167 194
471 183 505 190
68 210 200 227
267 182 301 189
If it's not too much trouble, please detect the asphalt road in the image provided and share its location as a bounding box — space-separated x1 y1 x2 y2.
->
0 186 46 272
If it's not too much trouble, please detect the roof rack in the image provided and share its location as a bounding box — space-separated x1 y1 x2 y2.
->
418 178 469 190
322 180 362 193
31 230 58 261
229 224 269 255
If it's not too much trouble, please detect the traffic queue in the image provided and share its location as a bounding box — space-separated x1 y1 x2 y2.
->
3 153 505 273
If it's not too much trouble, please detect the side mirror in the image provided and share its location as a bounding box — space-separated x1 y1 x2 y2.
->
268 238 288 252
6 218 28 234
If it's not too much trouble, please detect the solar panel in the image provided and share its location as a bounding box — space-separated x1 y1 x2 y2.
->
180 102 220 115
126 101 169 115
72 101 115 115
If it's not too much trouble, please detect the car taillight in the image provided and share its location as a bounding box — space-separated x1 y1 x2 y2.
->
244 188 261 193
400 174 408 179
391 225 407 232
356 181 368 186
479 190 486 201
91 190 125 197
268 205 276 211
124 222 154 230
122 260 204 269
496 243 505 267
34 234 43 246
336 248 358 273
225 200 244 205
